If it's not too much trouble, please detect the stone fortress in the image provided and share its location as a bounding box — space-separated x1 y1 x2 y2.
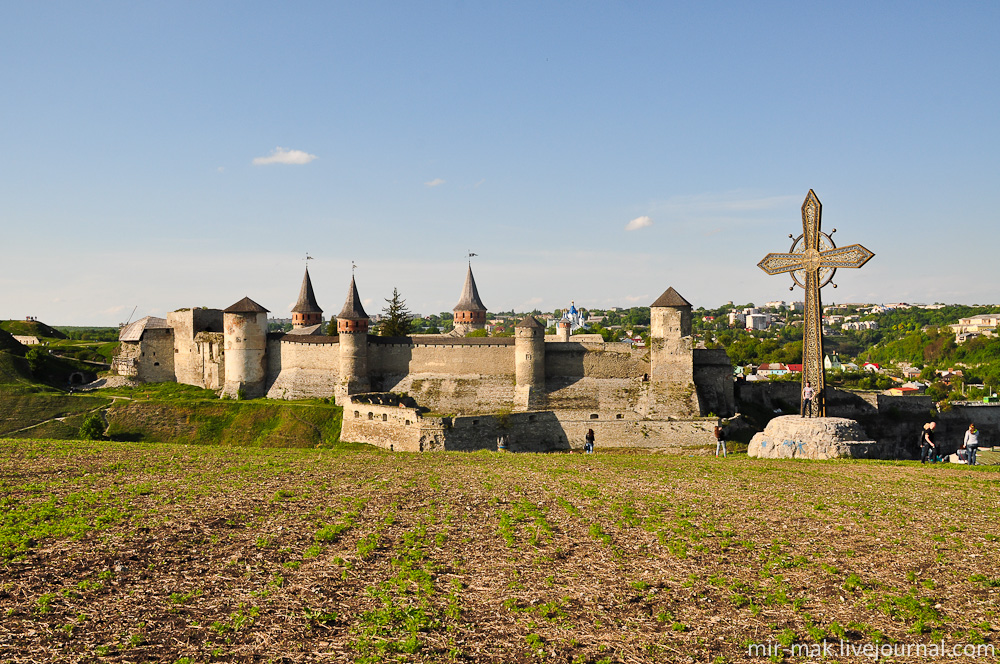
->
113 266 735 452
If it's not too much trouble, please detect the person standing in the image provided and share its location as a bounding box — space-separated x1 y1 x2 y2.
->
921 422 937 464
585 429 595 454
714 422 727 458
497 432 509 453
801 381 816 417
964 423 980 466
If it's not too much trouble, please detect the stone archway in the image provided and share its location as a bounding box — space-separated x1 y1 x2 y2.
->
68 372 85 385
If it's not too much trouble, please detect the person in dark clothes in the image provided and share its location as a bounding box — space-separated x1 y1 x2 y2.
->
921 422 937 464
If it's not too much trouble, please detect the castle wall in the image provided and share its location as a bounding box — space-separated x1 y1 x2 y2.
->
543 377 648 415
265 336 340 400
368 339 515 376
367 339 518 413
169 309 224 389
545 342 648 379
341 394 719 453
693 348 736 417
136 328 175 383
342 397 424 451
379 374 517 414
112 341 141 377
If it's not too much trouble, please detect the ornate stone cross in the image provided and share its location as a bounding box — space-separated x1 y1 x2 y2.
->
757 190 874 417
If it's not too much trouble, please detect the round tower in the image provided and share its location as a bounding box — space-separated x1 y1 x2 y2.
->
291 267 323 329
336 276 370 401
557 317 572 342
221 296 269 399
514 315 546 409
452 264 488 336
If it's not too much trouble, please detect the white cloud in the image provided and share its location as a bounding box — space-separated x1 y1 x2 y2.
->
216 166 225 173
424 178 446 187
474 179 486 188
625 294 648 302
252 147 318 166
625 215 653 231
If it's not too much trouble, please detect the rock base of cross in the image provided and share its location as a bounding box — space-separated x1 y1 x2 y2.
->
747 415 883 460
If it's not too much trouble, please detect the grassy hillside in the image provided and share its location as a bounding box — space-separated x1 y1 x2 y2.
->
0 382 343 446
0 352 50 395
106 399 343 447
0 394 111 437
1 440 997 663
0 319 66 339
0 329 26 355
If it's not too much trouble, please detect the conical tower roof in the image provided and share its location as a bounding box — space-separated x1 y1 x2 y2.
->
291 267 323 314
515 315 544 329
650 287 691 308
453 265 487 312
337 276 368 320
224 296 269 313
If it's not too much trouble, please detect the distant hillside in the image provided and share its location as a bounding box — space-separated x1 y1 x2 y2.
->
0 353 38 393
0 320 67 340
0 329 26 355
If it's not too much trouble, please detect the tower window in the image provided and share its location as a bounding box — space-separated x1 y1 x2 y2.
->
590 413 599 420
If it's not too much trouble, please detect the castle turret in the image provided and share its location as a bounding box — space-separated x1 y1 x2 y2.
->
648 287 700 417
221 296 269 399
452 265 487 336
514 315 546 409
291 267 323 329
336 276 370 400
557 317 572 342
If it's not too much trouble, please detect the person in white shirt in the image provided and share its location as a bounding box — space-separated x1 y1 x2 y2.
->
964 423 980 466
801 381 816 418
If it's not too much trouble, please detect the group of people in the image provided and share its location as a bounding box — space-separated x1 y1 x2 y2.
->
920 421 983 465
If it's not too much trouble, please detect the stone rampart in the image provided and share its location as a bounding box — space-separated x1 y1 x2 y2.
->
342 395 423 451
369 340 515 376
341 393 719 453
266 336 340 400
137 328 175 383
379 374 517 414
545 342 647 379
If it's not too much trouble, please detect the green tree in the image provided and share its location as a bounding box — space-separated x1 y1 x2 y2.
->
78 414 106 440
26 347 45 376
325 320 338 335
380 288 412 337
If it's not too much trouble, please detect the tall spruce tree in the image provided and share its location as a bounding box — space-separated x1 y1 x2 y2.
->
381 288 412 337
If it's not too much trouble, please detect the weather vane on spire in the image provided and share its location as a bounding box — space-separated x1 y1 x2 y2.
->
304 253 313 264
467 251 478 265
351 261 357 275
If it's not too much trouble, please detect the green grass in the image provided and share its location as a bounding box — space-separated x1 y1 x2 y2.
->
0 394 111 437
3 438 999 663
0 320 66 340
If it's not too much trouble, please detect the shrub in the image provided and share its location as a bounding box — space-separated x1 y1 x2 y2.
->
79 414 106 441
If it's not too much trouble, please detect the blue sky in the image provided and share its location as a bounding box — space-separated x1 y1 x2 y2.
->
2 2 998 325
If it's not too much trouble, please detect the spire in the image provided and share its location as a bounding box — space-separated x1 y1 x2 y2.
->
291 267 323 314
453 264 487 312
337 276 368 320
